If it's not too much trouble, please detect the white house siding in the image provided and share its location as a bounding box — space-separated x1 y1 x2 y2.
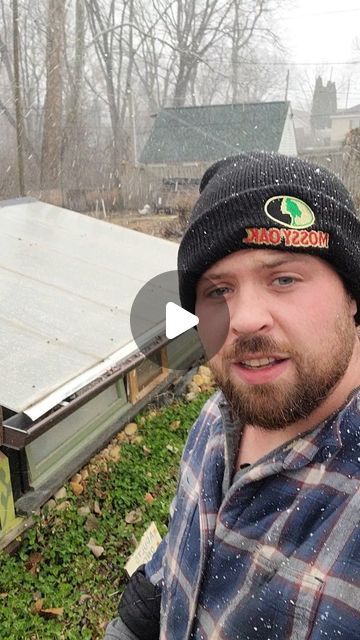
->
278 107 298 156
330 115 360 145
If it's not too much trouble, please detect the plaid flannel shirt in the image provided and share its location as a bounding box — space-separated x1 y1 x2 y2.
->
145 388 360 640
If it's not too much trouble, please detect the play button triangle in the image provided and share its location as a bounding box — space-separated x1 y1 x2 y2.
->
166 302 199 339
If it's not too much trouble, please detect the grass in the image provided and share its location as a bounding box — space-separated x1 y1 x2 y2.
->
0 391 213 640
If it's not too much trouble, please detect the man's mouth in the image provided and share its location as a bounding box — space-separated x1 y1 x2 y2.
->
233 355 290 369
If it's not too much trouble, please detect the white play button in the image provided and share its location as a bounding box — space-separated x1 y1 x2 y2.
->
166 302 199 339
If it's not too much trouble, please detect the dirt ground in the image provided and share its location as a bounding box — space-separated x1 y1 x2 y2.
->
110 211 182 242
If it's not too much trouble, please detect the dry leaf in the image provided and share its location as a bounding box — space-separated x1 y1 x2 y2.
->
84 514 99 532
144 493 154 504
25 552 43 575
79 594 91 605
170 420 181 431
32 598 44 613
39 607 64 618
93 500 102 515
87 540 104 558
0 593 8 600
95 488 107 499
166 444 178 454
125 509 142 524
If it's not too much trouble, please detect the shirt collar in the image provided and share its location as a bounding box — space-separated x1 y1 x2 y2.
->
217 387 360 473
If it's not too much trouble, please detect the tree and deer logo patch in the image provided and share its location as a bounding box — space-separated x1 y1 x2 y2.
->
264 196 315 229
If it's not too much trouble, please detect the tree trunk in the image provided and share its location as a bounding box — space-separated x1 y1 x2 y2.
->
62 0 85 188
12 0 25 195
40 0 65 190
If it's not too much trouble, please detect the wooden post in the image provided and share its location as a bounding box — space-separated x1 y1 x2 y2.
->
0 406 3 446
0 451 17 534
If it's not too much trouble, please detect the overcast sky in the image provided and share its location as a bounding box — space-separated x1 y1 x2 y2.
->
278 0 360 109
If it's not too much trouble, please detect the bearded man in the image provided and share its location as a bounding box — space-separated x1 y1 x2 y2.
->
105 152 360 640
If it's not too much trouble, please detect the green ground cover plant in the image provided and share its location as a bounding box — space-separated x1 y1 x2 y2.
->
0 391 212 640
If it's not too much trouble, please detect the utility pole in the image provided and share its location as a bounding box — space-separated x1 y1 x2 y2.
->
12 0 25 196
345 78 351 109
284 69 290 102
128 89 138 165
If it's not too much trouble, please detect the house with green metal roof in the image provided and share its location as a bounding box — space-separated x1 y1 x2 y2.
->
141 101 297 164
131 101 297 212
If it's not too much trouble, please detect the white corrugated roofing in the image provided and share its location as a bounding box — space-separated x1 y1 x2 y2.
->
0 198 179 415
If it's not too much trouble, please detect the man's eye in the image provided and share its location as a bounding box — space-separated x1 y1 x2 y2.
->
273 276 296 286
207 286 232 298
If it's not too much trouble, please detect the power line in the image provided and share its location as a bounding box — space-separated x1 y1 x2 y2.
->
293 8 360 17
205 59 360 67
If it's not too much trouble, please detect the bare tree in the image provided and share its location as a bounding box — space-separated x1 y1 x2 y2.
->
40 0 65 190
84 0 130 181
12 0 25 194
0 0 290 202
152 0 233 107
0 0 40 168
62 0 86 187
228 0 282 103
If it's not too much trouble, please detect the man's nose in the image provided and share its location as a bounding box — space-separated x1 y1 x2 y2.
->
227 287 274 337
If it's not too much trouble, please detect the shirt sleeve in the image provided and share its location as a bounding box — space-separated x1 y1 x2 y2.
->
144 391 221 587
104 615 141 639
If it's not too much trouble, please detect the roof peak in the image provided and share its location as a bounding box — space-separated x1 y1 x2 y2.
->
161 100 289 112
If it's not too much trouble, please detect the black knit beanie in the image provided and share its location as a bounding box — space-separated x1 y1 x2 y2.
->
177 151 360 322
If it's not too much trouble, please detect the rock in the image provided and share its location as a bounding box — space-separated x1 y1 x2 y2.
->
198 365 212 378
109 445 121 462
124 422 138 436
70 481 84 496
71 473 82 484
78 505 91 517
185 392 197 402
188 382 201 394
44 499 56 511
56 500 70 512
54 487 67 501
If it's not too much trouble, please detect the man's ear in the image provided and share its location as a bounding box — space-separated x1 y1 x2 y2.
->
349 295 357 319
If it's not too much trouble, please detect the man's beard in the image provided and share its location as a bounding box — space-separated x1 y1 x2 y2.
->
208 313 356 430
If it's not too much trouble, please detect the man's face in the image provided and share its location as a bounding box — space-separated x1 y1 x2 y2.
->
195 249 357 429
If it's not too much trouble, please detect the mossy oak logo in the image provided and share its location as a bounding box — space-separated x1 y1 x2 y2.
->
243 195 329 249
264 196 315 229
